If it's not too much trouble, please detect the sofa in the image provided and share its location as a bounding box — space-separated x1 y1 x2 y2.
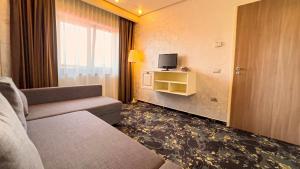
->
22 85 122 125
0 77 182 169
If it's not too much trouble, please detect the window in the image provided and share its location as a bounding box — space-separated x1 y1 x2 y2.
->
94 29 113 68
56 0 119 99
58 21 117 74
59 22 88 67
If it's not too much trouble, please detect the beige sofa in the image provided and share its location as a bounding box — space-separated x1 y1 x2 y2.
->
0 82 181 169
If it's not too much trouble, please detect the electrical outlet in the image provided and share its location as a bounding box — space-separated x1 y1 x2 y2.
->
210 97 218 102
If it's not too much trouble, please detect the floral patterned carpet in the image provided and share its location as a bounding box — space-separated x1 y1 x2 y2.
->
115 102 300 169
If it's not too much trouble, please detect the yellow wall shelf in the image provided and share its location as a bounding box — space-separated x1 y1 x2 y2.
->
153 71 196 96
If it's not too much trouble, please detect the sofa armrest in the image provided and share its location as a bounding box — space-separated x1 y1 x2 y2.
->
22 85 102 105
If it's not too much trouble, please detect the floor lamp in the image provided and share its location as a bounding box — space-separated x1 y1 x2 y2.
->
128 50 142 103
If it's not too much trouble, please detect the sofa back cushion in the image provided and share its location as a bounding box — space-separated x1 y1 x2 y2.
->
0 93 44 169
22 85 102 105
0 77 27 130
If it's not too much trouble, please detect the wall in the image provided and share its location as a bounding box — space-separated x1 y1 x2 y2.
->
134 0 259 122
0 0 11 76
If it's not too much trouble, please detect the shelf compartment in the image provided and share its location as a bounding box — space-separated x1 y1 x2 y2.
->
154 81 169 91
169 83 187 94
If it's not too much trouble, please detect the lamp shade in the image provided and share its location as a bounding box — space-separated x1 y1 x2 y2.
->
128 50 142 63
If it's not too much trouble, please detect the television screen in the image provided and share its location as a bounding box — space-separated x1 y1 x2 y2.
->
158 53 178 70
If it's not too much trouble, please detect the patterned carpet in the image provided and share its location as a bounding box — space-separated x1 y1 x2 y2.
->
115 102 300 169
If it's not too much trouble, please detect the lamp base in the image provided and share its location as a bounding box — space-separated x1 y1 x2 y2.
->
131 98 138 104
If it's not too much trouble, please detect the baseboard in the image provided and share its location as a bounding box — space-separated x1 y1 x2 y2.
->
135 100 226 126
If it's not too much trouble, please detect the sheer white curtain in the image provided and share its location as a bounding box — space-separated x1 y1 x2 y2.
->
56 0 119 99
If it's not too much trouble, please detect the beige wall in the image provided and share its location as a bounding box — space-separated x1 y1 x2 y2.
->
0 0 260 122
0 0 11 76
134 0 259 122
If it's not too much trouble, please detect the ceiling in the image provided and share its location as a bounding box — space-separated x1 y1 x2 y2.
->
105 0 185 16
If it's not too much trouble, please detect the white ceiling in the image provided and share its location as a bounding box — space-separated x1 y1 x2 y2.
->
105 0 185 16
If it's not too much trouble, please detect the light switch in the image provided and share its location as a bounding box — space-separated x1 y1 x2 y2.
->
215 41 224 48
213 68 222 74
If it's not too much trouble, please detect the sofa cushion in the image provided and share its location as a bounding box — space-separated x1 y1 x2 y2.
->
0 93 44 169
18 90 29 117
22 85 102 105
27 111 164 169
0 77 27 130
26 96 122 121
99 110 121 125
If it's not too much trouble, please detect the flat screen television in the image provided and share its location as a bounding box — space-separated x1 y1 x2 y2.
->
158 53 178 71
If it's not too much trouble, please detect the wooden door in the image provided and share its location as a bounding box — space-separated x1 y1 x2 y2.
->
230 0 300 145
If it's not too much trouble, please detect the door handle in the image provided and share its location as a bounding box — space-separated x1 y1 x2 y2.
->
235 66 244 75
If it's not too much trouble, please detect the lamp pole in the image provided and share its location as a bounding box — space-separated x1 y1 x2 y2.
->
128 49 142 104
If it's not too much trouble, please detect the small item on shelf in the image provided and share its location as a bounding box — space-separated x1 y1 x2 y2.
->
180 66 190 72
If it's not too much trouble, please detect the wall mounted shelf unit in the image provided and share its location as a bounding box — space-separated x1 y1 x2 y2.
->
153 71 196 96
